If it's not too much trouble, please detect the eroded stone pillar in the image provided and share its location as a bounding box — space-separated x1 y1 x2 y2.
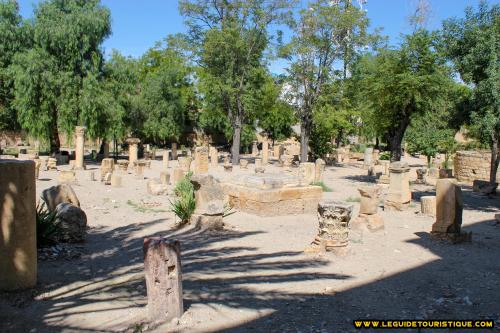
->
314 158 326 182
162 150 169 169
223 155 232 172
144 238 183 324
172 168 185 184
251 141 258 157
74 126 86 170
127 138 140 168
352 186 383 231
0 160 37 290
240 159 249 169
306 201 353 253
363 147 373 169
262 139 269 165
209 147 218 168
421 195 436 216
100 158 115 181
299 162 315 185
134 160 147 179
178 156 192 172
171 143 178 160
194 147 209 174
384 162 411 211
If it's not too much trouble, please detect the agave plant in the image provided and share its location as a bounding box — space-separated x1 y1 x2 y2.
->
169 172 196 227
36 201 59 246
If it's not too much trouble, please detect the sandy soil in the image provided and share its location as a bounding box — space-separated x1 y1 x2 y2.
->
1 154 499 333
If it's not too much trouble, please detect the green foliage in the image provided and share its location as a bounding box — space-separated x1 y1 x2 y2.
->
36 201 59 247
311 181 332 192
170 172 196 226
345 196 361 203
309 116 334 159
126 200 168 214
379 151 390 160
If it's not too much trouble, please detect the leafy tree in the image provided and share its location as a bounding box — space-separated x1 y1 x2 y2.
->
179 0 292 164
357 30 452 161
283 0 371 161
442 1 500 189
0 0 30 130
11 0 110 153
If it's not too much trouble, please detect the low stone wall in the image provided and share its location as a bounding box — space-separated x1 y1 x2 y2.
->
454 150 500 183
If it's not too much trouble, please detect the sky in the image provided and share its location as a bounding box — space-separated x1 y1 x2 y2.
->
17 0 499 73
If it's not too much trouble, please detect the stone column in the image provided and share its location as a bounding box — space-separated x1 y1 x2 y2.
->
305 201 353 253
377 160 390 184
314 158 326 182
363 147 373 169
127 138 140 168
384 162 411 211
240 159 249 169
209 147 218 168
251 141 258 157
431 179 464 238
273 144 282 160
194 146 209 174
223 155 232 172
262 139 269 165
134 160 147 179
0 160 36 290
171 143 178 160
415 168 427 184
162 150 170 169
172 168 186 184
144 238 183 324
421 195 436 216
100 158 115 181
74 126 86 170
178 156 192 172
299 162 315 185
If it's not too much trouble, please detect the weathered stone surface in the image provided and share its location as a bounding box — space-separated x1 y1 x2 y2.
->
472 179 497 193
384 162 411 211
171 143 178 160
160 171 170 185
209 147 218 168
432 179 463 234
162 150 170 169
117 159 129 173
0 160 36 290
143 238 183 324
100 158 115 181
74 126 86 170
111 174 122 187
147 179 169 196
42 184 80 212
53 203 87 243
254 167 265 173
421 195 436 216
239 159 249 169
178 156 192 172
103 172 113 185
190 175 224 215
363 147 373 169
454 150 500 183
439 168 453 179
172 168 185 184
273 144 283 160
251 141 258 157
58 170 77 184
134 160 147 179
352 213 384 232
358 186 380 215
314 159 325 182
194 146 209 174
262 139 269 165
299 162 315 185
281 154 293 168
415 168 427 184
126 138 140 167
308 201 353 251
47 157 58 170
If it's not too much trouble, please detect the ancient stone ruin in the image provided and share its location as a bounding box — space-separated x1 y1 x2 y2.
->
384 162 411 211
190 174 225 230
352 186 384 231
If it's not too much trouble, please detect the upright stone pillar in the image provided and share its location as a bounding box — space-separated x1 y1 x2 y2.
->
162 150 170 169
144 238 183 324
352 186 383 231
74 126 86 170
299 162 315 185
209 147 218 168
314 158 326 182
0 160 37 290
305 201 353 253
363 147 373 169
251 141 258 157
273 144 282 160
377 160 390 184
431 179 469 242
194 146 209 174
178 156 192 172
262 139 269 165
171 143 178 160
127 138 140 168
384 162 411 211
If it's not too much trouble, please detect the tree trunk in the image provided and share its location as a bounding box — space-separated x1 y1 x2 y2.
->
389 135 403 162
489 134 500 193
300 121 310 162
231 114 241 165
375 137 380 150
49 124 60 155
336 129 343 148
387 114 411 162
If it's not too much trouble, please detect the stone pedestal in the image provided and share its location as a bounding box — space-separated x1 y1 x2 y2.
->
160 171 170 185
162 150 170 169
274 144 283 160
172 168 185 184
143 238 183 324
0 160 37 290
39 156 48 171
352 186 383 231
377 160 390 184
111 174 122 187
306 201 353 252
299 162 315 185
223 155 232 172
134 160 147 179
209 147 218 168
314 159 325 182
431 179 469 242
178 156 192 172
74 126 86 170
363 147 373 169
262 139 269 165
384 162 411 211
48 157 57 170
251 141 258 157
415 168 427 184
190 175 225 231
421 195 436 216
281 154 293 169
127 138 140 168
34 159 41 180
58 170 77 184
194 147 209 174
171 143 178 160
117 159 129 173
100 158 115 181
240 159 249 169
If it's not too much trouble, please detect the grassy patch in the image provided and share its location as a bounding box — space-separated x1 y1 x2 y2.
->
311 181 332 192
126 200 168 213
345 196 361 203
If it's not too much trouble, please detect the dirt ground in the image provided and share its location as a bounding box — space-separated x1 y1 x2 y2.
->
1 154 499 333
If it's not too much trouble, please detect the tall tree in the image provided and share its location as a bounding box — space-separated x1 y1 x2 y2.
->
357 30 452 161
0 0 30 130
11 0 110 153
283 0 371 161
179 0 293 164
442 1 500 190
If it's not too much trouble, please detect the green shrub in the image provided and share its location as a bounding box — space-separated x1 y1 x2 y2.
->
36 201 59 247
311 181 332 192
170 172 196 227
379 151 390 160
